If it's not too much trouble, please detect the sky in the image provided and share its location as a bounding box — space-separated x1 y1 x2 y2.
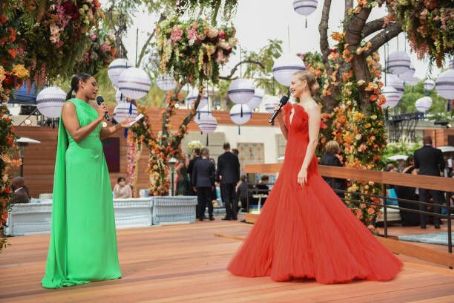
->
119 0 446 80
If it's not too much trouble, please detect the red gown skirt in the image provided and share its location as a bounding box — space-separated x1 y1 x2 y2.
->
228 103 402 283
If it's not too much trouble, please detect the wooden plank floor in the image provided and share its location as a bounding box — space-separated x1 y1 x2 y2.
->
1 221 454 303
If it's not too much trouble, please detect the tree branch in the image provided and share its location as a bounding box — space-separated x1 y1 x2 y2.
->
319 0 332 64
364 22 402 56
219 60 264 80
137 14 166 67
362 17 385 38
345 7 372 47
344 0 353 19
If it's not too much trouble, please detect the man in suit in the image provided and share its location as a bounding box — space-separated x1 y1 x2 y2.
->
187 148 201 196
217 143 240 220
192 148 216 221
414 136 445 229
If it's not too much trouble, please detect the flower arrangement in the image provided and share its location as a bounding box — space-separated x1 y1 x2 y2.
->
0 0 104 81
301 27 387 226
156 17 237 85
74 26 117 75
389 0 454 67
0 64 29 102
0 105 20 252
187 140 203 153
131 92 187 196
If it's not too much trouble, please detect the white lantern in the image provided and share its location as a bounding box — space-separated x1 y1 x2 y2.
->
435 69 454 100
198 115 217 134
108 58 130 87
449 60 454 69
248 88 264 110
36 86 66 118
387 51 411 75
293 0 318 16
230 104 252 125
118 67 151 100
399 70 420 86
156 74 177 91
381 86 401 109
415 96 432 113
228 79 255 104
272 55 306 87
194 105 211 124
423 79 436 92
185 89 208 109
113 102 138 123
263 95 280 113
384 73 404 92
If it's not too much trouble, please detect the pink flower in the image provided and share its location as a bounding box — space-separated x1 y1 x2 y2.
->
90 33 97 41
187 28 198 43
100 43 111 53
170 26 183 43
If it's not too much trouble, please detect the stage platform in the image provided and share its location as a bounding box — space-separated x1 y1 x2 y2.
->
1 221 454 303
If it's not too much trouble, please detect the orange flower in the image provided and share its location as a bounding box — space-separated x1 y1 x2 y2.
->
369 94 378 102
8 48 17 58
331 32 344 42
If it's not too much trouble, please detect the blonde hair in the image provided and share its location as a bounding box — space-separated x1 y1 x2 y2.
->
325 140 340 154
293 70 319 96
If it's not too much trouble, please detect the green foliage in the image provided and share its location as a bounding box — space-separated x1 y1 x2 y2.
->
383 141 421 161
395 82 448 115
242 39 285 95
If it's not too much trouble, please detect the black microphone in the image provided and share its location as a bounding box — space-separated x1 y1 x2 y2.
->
96 96 110 121
268 95 289 125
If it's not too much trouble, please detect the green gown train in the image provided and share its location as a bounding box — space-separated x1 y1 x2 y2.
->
42 98 121 288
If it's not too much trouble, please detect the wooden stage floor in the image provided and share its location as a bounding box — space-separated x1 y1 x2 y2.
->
1 221 454 303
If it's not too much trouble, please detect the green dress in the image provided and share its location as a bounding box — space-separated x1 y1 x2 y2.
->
42 98 121 288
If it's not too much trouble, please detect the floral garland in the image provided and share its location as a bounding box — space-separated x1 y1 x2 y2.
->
1 0 104 81
302 30 387 227
131 92 187 196
388 0 454 67
156 17 237 85
0 64 29 103
0 105 20 252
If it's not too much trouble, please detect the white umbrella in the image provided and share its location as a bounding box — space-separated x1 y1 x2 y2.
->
438 146 454 153
16 137 41 144
387 155 408 161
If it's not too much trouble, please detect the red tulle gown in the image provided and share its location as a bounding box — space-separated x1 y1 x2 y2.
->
228 103 402 283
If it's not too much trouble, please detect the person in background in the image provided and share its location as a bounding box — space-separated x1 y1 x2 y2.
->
236 175 249 212
192 148 216 221
11 176 30 204
232 148 239 157
187 148 201 196
217 143 241 220
175 156 190 196
414 136 445 229
395 156 420 226
113 177 132 199
254 175 270 208
319 140 346 198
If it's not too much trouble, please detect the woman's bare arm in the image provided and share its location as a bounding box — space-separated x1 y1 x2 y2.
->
61 102 104 143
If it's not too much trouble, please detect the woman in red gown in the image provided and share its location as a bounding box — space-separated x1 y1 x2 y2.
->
228 71 402 283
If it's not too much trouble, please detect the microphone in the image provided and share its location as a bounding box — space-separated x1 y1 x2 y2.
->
96 96 110 121
268 95 289 125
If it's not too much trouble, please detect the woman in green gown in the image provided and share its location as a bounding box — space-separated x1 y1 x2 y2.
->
42 73 130 288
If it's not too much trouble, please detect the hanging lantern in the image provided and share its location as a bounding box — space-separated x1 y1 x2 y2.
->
415 96 432 113
198 115 217 133
449 60 454 69
423 78 436 92
118 67 151 100
399 70 420 86
156 74 177 91
263 95 280 113
36 86 66 118
293 0 318 15
108 58 130 87
435 69 454 100
228 79 255 104
185 89 208 109
194 105 211 124
272 55 306 87
387 51 411 75
381 86 401 109
113 102 138 123
384 73 404 93
248 88 264 110
230 104 252 125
